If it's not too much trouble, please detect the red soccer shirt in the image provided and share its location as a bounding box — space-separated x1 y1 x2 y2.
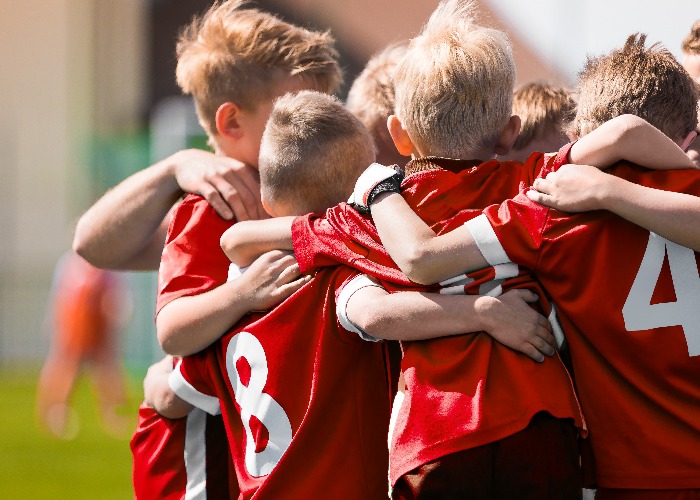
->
169 266 392 499
472 162 700 489
292 153 585 485
130 404 232 500
157 194 234 314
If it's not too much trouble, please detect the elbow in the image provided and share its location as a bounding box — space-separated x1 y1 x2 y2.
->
220 224 253 267
396 248 438 285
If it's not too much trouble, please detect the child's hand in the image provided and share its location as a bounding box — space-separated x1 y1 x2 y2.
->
239 250 312 311
477 289 555 362
171 149 267 221
527 164 612 212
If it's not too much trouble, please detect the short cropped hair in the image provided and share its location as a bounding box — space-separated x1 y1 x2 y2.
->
176 0 342 136
512 82 575 150
393 0 515 157
346 42 408 133
682 20 700 55
573 34 698 141
259 91 376 214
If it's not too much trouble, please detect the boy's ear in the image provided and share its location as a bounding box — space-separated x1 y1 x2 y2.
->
215 102 243 139
387 115 416 156
261 197 275 217
494 115 521 155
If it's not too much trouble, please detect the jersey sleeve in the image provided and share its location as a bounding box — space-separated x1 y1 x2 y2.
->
535 141 576 179
156 195 235 314
168 357 221 415
335 273 385 342
465 193 549 273
292 212 358 274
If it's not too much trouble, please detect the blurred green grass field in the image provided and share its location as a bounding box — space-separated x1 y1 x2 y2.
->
0 366 143 499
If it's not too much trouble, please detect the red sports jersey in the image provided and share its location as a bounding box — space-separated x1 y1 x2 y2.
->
169 266 392 499
130 404 232 500
291 153 585 485
473 162 700 489
157 194 234 314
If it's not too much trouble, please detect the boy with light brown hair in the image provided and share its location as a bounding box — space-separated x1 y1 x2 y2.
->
346 43 410 167
132 2 342 499
499 82 575 162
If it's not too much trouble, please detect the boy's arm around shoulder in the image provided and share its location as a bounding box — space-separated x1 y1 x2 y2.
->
569 114 696 170
344 278 555 362
221 217 296 267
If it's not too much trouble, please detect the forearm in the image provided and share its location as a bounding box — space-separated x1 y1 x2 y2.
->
372 192 487 284
352 289 490 341
220 217 294 267
601 176 700 251
74 157 182 270
143 360 193 419
570 114 695 170
156 282 255 356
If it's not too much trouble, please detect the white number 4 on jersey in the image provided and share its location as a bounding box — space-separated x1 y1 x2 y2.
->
623 232 700 356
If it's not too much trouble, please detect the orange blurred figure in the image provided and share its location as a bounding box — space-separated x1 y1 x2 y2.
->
36 251 131 439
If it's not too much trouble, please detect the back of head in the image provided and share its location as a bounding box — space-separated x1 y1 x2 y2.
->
511 82 575 152
176 0 342 136
393 0 515 157
346 42 409 165
573 34 698 142
259 91 376 215
682 20 700 56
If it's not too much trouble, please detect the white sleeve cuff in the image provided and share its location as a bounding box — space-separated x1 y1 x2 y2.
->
336 274 384 342
464 214 511 267
168 361 221 415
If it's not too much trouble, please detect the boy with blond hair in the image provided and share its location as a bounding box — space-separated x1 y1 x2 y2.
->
131 2 342 498
682 20 700 84
499 82 575 162
346 43 410 167
367 34 700 497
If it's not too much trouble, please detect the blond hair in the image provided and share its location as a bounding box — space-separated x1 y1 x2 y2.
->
346 42 407 133
682 20 700 55
259 91 376 214
176 0 342 136
573 34 698 141
512 82 575 150
393 0 515 157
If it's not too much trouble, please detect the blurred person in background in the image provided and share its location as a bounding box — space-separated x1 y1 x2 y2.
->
36 249 131 439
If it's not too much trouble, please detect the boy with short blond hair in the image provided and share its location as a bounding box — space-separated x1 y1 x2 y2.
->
366 33 700 497
132 2 342 499
500 82 575 162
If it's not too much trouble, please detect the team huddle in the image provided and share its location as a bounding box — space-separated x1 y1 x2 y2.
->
73 1 700 499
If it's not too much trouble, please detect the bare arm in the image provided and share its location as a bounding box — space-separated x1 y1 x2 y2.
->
143 356 193 419
346 286 555 362
569 114 696 170
220 217 295 267
370 192 487 285
157 250 311 355
73 149 264 270
528 164 700 251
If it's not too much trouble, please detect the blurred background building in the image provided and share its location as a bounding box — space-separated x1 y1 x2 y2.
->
1 0 697 372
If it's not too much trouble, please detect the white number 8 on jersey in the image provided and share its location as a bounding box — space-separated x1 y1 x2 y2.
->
226 331 293 477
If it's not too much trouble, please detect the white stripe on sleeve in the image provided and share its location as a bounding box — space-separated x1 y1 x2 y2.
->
336 274 384 342
464 214 511 267
169 362 221 415
184 408 208 500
